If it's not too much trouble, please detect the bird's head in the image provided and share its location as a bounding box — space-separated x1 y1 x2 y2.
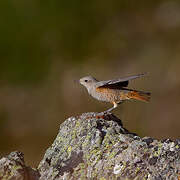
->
79 76 98 90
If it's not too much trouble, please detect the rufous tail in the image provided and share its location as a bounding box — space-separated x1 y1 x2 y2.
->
127 90 151 102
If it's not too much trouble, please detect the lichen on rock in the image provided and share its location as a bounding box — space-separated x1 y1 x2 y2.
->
38 112 180 179
0 151 39 180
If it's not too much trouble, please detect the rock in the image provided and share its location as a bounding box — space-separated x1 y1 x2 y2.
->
0 151 39 180
38 112 180 179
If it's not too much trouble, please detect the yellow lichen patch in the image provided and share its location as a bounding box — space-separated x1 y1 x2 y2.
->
67 146 72 153
99 177 106 180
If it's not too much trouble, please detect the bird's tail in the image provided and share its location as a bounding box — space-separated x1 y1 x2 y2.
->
127 90 151 102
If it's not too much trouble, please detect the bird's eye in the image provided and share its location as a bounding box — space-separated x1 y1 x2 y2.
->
84 80 88 82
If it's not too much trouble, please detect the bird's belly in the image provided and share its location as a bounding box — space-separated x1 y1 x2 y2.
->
91 92 111 102
91 88 128 103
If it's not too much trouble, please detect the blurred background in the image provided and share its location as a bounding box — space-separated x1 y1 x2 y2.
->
0 0 180 167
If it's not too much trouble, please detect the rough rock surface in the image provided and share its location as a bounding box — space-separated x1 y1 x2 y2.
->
38 112 180 179
0 151 39 180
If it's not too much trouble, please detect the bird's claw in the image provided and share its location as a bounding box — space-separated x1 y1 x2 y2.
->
97 110 112 116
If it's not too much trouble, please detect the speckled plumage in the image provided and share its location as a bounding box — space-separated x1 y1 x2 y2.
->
95 87 130 103
79 74 151 112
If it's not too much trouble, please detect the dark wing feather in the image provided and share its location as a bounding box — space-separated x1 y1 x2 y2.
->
96 73 147 89
97 81 129 89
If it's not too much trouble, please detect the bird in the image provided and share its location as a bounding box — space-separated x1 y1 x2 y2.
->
79 73 151 113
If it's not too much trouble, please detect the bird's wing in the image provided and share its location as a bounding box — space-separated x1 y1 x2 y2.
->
96 73 147 89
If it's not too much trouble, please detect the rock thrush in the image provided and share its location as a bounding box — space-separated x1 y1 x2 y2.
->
79 73 151 113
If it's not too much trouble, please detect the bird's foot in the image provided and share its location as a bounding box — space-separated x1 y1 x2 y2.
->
96 110 112 117
104 107 115 113
95 106 115 117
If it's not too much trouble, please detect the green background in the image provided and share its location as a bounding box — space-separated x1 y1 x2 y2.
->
0 0 180 167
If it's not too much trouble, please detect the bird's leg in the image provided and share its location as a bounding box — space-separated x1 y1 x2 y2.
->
103 102 118 114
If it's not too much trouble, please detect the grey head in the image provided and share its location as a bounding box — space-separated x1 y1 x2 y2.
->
79 76 98 91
